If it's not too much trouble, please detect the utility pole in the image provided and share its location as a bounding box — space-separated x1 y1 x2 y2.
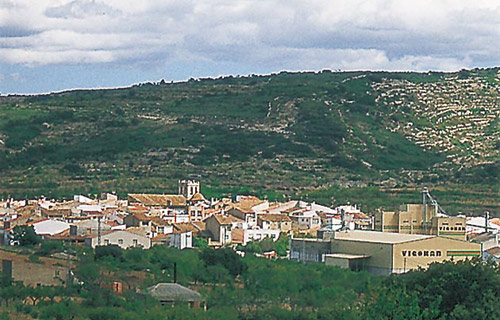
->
66 237 71 291
97 216 102 246
422 187 427 228
485 211 490 233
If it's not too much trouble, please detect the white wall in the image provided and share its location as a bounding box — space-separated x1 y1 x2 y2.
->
244 228 280 245
88 230 151 249
169 231 192 250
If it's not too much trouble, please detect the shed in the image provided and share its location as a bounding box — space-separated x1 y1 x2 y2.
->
146 283 205 309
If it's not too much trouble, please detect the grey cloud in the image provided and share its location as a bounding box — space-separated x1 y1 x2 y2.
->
0 0 498 72
0 26 39 38
45 0 120 19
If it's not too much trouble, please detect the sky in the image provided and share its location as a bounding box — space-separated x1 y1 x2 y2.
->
1 0 499 94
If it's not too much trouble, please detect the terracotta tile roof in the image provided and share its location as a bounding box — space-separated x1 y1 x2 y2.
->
317 212 329 219
214 214 242 225
125 227 149 237
258 214 291 222
14 205 36 215
485 247 500 256
189 193 207 202
470 232 496 242
172 229 193 235
490 218 500 227
132 212 152 222
204 208 221 215
48 229 90 241
150 217 169 226
281 207 301 214
128 205 149 212
41 208 71 217
231 229 244 244
172 223 198 233
192 221 206 231
128 194 187 207
105 221 121 227
353 212 370 219
233 196 265 212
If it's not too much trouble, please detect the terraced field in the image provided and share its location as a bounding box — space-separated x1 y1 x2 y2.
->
0 69 498 215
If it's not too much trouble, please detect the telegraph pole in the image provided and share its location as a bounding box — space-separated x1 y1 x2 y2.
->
97 216 102 246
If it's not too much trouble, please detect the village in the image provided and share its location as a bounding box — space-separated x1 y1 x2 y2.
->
0 180 498 278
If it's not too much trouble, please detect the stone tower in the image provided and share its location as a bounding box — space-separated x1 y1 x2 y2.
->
178 180 200 199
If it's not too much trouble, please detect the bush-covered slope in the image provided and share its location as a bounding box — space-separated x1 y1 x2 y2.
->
0 69 498 213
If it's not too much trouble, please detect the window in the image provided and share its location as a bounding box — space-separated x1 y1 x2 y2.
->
118 239 123 244
133 239 138 246
104 239 109 245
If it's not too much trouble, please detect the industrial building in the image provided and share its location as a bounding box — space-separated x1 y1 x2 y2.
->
374 188 466 241
290 230 481 275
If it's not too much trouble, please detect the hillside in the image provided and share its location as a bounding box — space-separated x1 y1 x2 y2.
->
0 69 498 214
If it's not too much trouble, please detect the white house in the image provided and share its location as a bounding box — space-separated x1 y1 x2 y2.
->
169 231 192 250
290 210 321 230
85 229 151 249
71 219 111 236
74 195 94 204
243 228 280 245
205 214 242 246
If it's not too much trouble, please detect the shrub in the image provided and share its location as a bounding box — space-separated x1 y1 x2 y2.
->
95 245 122 260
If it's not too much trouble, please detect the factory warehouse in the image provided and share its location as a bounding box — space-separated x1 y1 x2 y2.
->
290 230 481 275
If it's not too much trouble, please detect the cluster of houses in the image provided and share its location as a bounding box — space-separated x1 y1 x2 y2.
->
0 180 373 252
0 181 497 269
372 71 499 167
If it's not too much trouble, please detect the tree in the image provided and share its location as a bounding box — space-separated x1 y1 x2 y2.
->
38 240 65 256
9 225 41 246
362 286 428 320
200 248 246 278
368 259 500 319
95 245 122 260
193 237 208 249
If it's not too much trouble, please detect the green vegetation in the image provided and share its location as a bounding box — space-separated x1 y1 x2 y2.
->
0 245 499 319
9 226 41 247
0 69 497 215
237 234 289 256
